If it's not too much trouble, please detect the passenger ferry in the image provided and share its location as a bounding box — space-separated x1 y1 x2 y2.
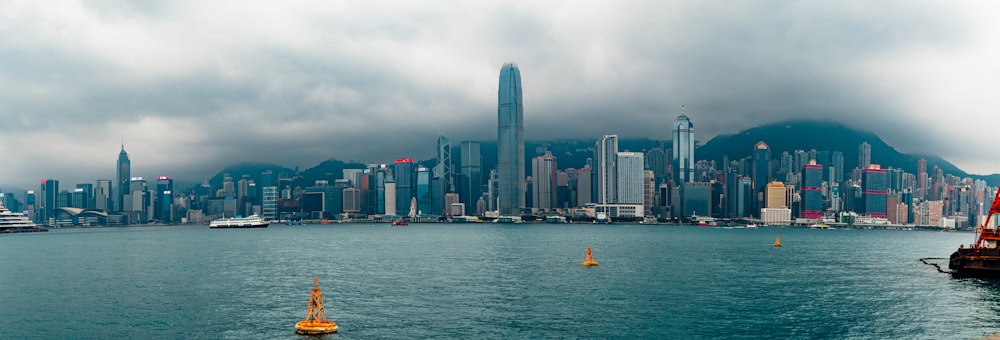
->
209 214 269 229
0 204 48 233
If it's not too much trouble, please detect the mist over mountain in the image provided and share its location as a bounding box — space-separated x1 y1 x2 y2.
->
196 120 998 192
697 120 966 177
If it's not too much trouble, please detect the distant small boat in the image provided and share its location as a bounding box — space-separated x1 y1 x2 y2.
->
773 236 782 247
581 247 599 266
393 219 408 226
745 224 758 229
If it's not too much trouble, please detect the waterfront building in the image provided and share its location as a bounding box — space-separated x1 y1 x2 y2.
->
393 159 414 215
39 179 59 224
458 141 483 215
384 179 397 216
497 63 525 215
116 145 130 212
682 182 711 218
801 162 823 219
643 170 655 216
262 186 277 220
95 180 111 211
862 164 889 218
672 111 695 183
616 152 644 206
645 147 667 185
75 183 93 209
343 188 360 213
576 168 592 207
766 182 787 208
752 141 771 217
435 134 453 193
416 167 431 215
595 135 618 204
531 154 557 210
155 176 173 222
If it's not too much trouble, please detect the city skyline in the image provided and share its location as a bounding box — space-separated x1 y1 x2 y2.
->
3 2 1000 189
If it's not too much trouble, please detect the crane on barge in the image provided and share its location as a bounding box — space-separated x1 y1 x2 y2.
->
949 186 1000 276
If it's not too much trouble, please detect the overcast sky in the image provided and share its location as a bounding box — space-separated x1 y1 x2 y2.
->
2 1 999 190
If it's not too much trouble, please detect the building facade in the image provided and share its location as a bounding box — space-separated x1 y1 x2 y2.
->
497 63 525 215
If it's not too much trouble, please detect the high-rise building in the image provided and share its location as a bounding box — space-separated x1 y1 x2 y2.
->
863 164 888 218
155 176 173 222
766 182 787 208
75 183 93 209
645 147 667 185
859 142 872 170
917 158 928 200
435 134 453 193
595 135 618 204
616 152 644 205
416 167 431 215
576 168 592 207
497 63 525 215
116 145 130 212
672 110 695 183
39 179 59 223
752 141 771 216
95 180 111 211
393 159 414 215
531 154 557 210
458 141 482 214
801 162 823 219
831 151 845 183
643 170 656 216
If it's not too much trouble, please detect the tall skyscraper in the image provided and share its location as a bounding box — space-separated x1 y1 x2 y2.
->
859 142 872 170
531 154 557 210
39 179 59 223
416 167 431 215
831 151 845 183
595 135 619 204
155 176 173 222
95 179 111 211
801 162 823 219
616 152 644 205
863 164 888 218
116 145 130 212
752 141 771 217
672 110 695 183
497 63 525 215
458 141 482 214
435 134 453 193
393 159 414 215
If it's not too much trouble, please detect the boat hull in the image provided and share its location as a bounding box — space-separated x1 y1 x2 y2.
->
949 248 1000 277
209 223 269 229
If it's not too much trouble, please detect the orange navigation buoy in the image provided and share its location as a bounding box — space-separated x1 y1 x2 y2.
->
773 236 782 247
294 277 338 335
581 247 599 266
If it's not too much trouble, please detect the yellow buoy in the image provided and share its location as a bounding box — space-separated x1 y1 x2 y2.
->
581 247 599 266
295 277 338 335
773 236 782 247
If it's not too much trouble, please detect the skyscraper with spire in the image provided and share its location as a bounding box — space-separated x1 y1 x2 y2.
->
672 108 695 183
497 63 524 215
116 145 130 212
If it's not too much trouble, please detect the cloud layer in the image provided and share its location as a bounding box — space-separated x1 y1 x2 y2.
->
1 0 999 190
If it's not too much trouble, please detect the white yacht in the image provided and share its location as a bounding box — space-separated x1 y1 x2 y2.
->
0 204 47 233
209 214 269 229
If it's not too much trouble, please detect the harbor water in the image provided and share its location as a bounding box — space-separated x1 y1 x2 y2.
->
0 223 996 339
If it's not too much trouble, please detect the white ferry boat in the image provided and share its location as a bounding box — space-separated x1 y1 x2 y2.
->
209 215 269 229
0 204 48 233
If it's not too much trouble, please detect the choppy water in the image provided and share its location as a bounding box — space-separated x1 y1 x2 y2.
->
0 224 995 339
